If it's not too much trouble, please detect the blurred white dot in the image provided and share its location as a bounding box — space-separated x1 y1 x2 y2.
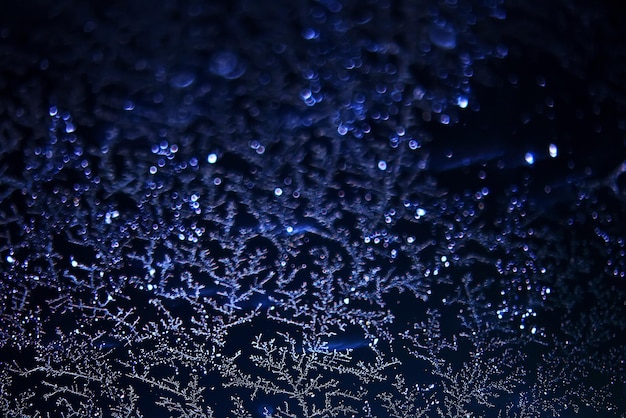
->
549 143 558 158
207 153 218 164
378 160 387 170
274 187 283 196
524 152 534 165
457 95 468 108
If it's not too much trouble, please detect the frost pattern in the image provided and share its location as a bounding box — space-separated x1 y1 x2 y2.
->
1 0 626 417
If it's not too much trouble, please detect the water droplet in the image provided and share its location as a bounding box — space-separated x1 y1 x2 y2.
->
428 23 457 50
525 152 535 165
456 95 469 109
549 143 558 158
170 71 196 88
209 50 246 79
302 28 319 40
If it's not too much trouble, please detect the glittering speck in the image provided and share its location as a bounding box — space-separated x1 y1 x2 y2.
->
549 143 558 158
525 152 535 165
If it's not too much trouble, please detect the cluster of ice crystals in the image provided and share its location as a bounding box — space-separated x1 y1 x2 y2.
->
1 0 625 417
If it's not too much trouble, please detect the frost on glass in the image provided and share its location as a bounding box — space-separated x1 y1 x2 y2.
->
1 0 625 417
